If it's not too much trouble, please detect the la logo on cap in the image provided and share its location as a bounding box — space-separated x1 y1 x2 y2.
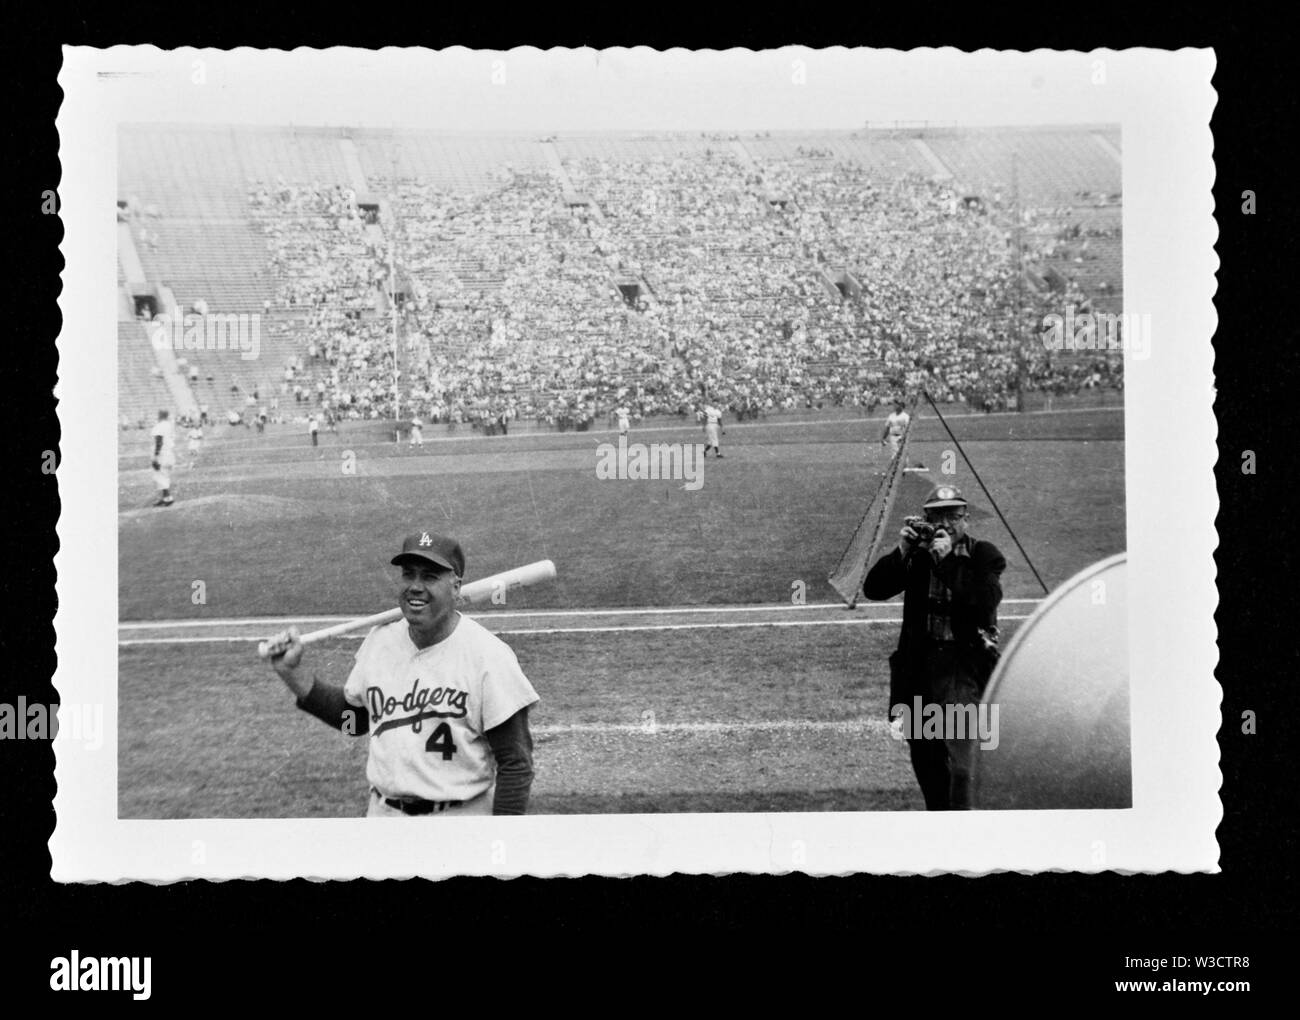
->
418 532 433 547
938 487 955 499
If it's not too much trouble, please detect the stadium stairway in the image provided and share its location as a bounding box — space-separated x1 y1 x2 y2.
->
118 321 177 429
1091 132 1122 166
539 141 577 193
337 138 371 195
910 138 955 180
119 223 202 423
728 139 759 171
148 287 202 420
117 222 148 284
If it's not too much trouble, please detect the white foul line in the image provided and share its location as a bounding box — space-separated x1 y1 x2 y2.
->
117 614 1032 645
118 599 1044 631
496 615 1029 636
534 718 893 737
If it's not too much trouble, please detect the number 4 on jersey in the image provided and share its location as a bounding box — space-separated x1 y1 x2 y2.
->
425 722 458 761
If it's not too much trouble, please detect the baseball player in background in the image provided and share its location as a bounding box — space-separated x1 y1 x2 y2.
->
880 400 909 459
267 532 539 816
150 409 176 506
409 417 424 448
702 403 724 458
615 405 630 437
186 423 203 469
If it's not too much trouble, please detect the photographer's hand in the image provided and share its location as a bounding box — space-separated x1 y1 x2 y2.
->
930 529 953 562
899 524 919 556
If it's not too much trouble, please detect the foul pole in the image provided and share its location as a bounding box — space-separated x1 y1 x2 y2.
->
1012 151 1028 409
390 144 400 428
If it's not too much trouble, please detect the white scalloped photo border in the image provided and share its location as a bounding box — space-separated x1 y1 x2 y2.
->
52 45 1218 880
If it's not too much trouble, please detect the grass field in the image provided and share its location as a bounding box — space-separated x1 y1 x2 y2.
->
117 404 1125 817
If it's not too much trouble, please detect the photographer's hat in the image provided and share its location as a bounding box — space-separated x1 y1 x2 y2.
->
923 484 967 510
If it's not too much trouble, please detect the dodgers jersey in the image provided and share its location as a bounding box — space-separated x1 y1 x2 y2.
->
886 410 909 438
344 614 539 803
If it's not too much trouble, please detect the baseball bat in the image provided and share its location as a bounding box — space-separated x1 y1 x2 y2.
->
257 559 556 659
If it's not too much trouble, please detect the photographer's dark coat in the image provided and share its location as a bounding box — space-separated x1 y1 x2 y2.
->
863 533 1006 708
863 532 1007 810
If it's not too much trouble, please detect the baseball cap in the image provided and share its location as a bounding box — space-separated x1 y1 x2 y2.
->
923 484 967 510
391 532 465 576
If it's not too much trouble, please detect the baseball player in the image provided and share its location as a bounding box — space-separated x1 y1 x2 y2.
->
410 417 424 448
150 409 176 506
186 423 203 469
267 532 539 816
615 405 630 437
702 404 724 458
308 413 320 448
880 400 909 459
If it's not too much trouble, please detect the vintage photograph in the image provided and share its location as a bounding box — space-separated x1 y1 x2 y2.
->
55 47 1216 877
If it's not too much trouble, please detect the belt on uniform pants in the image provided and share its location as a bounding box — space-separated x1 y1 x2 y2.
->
373 788 463 815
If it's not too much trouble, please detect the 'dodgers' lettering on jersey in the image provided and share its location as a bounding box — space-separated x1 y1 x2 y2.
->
368 678 468 736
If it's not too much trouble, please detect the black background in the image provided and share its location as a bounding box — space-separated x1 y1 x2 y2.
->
1 9 1292 1001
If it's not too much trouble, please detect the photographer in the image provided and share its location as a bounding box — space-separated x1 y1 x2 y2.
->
863 484 1006 810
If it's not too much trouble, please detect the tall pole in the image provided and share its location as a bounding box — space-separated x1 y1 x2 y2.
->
390 144 399 428
1011 151 1026 410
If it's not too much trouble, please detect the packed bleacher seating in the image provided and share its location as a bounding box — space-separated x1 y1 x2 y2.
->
120 126 1125 429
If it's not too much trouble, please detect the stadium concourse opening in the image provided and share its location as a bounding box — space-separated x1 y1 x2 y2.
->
129 284 160 320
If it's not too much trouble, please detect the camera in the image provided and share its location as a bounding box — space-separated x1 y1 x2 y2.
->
909 514 951 545
904 515 943 545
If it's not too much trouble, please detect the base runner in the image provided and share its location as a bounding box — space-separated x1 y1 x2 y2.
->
267 531 539 816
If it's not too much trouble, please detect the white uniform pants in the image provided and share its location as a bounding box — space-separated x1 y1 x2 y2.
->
152 457 175 491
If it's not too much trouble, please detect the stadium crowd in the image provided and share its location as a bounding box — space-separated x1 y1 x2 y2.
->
237 154 1120 431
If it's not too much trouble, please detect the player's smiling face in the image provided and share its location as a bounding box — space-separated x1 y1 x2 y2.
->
397 561 461 646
